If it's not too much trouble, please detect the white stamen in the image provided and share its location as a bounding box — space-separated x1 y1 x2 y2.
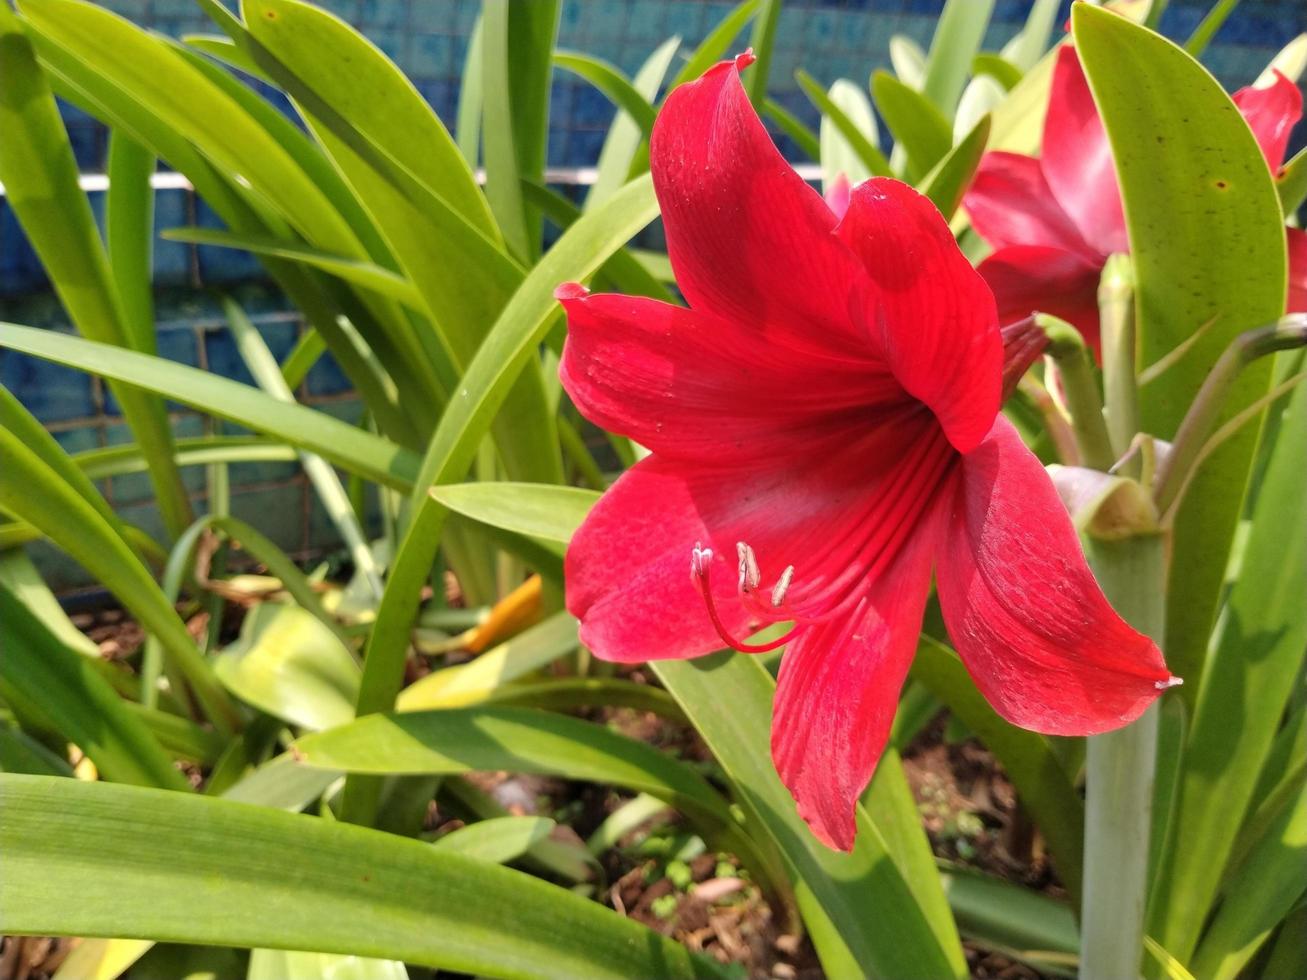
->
736 541 760 593
771 565 795 607
690 542 714 583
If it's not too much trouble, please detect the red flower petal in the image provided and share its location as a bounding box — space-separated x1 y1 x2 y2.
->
651 56 874 356
557 289 904 465
1288 227 1307 314
836 178 1003 454
1041 46 1128 258
976 244 1104 351
936 416 1173 735
568 415 951 665
566 456 755 664
770 498 943 851
1233 69 1303 171
964 150 1099 259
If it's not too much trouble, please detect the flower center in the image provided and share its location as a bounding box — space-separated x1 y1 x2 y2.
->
689 542 801 653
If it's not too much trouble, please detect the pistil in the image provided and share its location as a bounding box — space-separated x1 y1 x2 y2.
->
691 543 800 653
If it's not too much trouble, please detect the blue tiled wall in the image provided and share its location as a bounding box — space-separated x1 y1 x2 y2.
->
21 0 1307 180
2 0 1305 592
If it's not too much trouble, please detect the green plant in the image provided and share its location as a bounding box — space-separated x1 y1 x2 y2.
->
0 1 1303 977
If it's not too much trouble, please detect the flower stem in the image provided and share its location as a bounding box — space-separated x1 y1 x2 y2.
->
1099 254 1139 459
1081 532 1167 980
1152 314 1307 517
1038 314 1116 472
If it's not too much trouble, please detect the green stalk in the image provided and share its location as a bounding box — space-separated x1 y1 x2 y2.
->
1152 315 1307 518
1081 533 1167 980
744 0 782 105
1099 254 1139 458
1038 314 1116 471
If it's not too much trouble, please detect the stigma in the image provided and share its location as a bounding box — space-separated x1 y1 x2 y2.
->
690 541 800 654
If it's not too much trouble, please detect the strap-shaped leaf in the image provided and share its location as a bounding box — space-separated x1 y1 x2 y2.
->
0 2 190 536
1150 364 1307 962
655 653 967 979
291 706 772 880
0 774 725 979
0 585 187 791
0 324 420 490
0 425 239 734
1074 5 1287 705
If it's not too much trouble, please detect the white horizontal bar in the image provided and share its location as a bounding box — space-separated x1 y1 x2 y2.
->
1 161 822 198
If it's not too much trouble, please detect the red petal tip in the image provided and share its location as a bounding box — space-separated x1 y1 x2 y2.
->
554 282 590 303
795 800 854 852
1156 676 1184 691
734 48 756 71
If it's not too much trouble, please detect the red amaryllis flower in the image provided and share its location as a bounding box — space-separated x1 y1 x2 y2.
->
964 45 1307 351
556 54 1176 851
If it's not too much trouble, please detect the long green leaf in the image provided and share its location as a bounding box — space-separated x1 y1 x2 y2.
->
554 51 657 140
163 228 423 309
293 708 744 849
483 678 686 721
30 0 430 437
1073 5 1287 704
397 612 578 711
655 653 967 979
216 604 360 731
762 98 821 161
667 0 760 91
921 0 996 116
522 181 673 302
819 78 880 188
1002 0 1060 72
0 724 73 777
243 0 562 487
0 587 187 791
428 483 599 546
104 130 156 354
1188 779 1306 979
589 36 679 206
456 14 483 166
348 178 659 820
0 324 420 490
0 774 724 979
919 113 991 220
872 70 953 181
0 2 191 538
0 385 124 536
1185 0 1243 56
1259 903 1307 979
224 295 382 598
23 4 421 446
889 34 927 90
1279 146 1307 217
248 950 407 980
71 435 295 479
172 35 394 269
0 425 239 735
743 0 781 104
236 2 488 423
941 866 1079 961
245 0 494 240
19 0 359 253
221 751 340 811
481 0 558 261
432 816 555 865
1148 368 1307 961
798 69 890 179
